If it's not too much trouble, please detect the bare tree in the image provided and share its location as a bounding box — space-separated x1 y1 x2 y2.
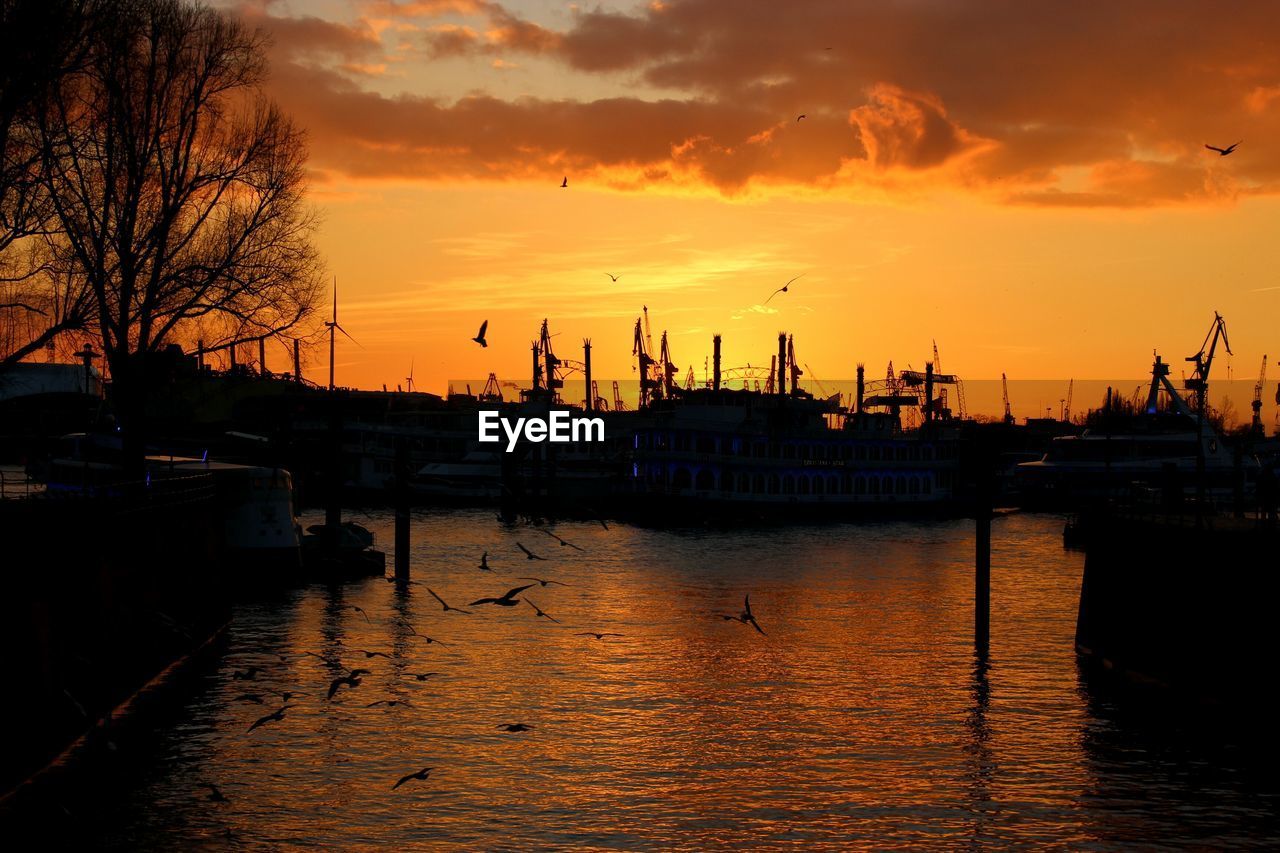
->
0 0 98 364
38 0 323 460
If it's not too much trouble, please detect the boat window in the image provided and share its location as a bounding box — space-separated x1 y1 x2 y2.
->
829 475 840 495
909 477 920 495
768 474 780 494
896 476 907 495
695 469 714 491
783 474 795 494
783 444 796 460
868 477 879 495
854 476 865 495
798 476 810 495
813 477 824 495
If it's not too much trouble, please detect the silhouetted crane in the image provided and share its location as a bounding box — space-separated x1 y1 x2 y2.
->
1001 373 1014 425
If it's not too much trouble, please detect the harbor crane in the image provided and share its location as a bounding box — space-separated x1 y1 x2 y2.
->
1001 373 1014 424
1061 378 1073 422
1184 311 1231 414
1251 354 1267 436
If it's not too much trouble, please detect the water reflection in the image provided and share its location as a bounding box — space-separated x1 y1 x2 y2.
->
7 510 1278 848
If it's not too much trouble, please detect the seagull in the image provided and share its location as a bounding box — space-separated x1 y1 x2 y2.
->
560 176 568 188
392 766 434 790
400 622 451 645
764 273 804 305
497 723 534 732
353 648 392 659
516 542 547 561
796 114 806 122
575 632 623 640
276 690 306 703
348 605 371 624
1205 140 1241 156
427 588 473 615
473 320 488 348
516 576 568 587
231 667 260 681
235 693 266 705
724 594 767 635
409 672 440 681
200 783 229 803
525 598 561 623
327 668 370 700
470 583 536 607
366 699 413 708
247 705 295 733
479 551 492 571
384 575 418 586
605 272 622 282
537 529 585 551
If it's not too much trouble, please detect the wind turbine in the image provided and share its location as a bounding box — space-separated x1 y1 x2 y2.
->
325 277 359 391
405 358 416 393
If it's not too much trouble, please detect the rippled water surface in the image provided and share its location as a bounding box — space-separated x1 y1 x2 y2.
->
78 511 1280 848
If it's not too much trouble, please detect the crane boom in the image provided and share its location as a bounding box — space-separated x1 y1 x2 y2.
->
1252 354 1267 435
1001 373 1014 425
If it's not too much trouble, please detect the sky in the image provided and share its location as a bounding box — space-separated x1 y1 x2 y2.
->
225 0 1280 400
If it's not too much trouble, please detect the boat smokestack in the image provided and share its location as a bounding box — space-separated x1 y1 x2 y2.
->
712 334 722 391
856 363 865 413
583 339 593 412
924 361 934 423
777 333 787 396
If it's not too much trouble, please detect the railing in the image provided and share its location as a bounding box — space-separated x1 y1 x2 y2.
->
12 472 216 514
0 466 43 500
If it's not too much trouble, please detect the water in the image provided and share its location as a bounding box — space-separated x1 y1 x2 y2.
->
56 511 1280 848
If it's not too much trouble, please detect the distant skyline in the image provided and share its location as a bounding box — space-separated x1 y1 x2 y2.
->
225 1 1280 392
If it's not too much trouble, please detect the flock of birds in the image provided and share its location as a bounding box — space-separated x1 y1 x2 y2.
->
209 525 766 799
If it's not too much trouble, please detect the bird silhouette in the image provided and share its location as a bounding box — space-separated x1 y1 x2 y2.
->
400 622 451 645
236 693 265 705
516 542 547 561
719 594 767 635
427 588 473 615
479 551 492 571
525 598 561 623
605 272 622 282
537 529 585 551
1205 140 1241 156
560 176 568 188
516 576 568 587
796 114 806 122
497 723 534 732
327 669 370 700
366 699 413 708
247 705 295 733
470 583 536 607
349 605 371 624
200 783 229 803
765 273 804 305
409 672 440 681
575 632 623 640
392 766 434 790
231 667 260 681
473 320 488 348
353 648 392 659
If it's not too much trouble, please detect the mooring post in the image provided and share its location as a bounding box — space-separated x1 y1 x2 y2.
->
975 457 993 655
326 401 342 538
394 435 410 581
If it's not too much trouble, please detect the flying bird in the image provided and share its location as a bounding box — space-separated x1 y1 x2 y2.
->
575 632 623 640
366 699 413 708
473 320 488 348
479 551 492 571
247 705 295 733
348 605 371 624
400 622 451 646
537 529 585 551
392 766 434 790
605 272 622 282
525 598 561 623
719 594 767 635
327 669 370 700
470 583 536 607
200 783 229 803
231 667 260 681
1205 140 1241 156
353 648 392 659
560 176 568 188
497 723 534 732
764 274 804 305
516 576 568 587
427 588 473 615
796 114 806 122
409 672 440 681
516 542 547 561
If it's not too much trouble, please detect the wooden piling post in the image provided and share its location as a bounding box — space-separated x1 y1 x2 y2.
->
394 436 410 581
975 453 993 655
326 401 342 536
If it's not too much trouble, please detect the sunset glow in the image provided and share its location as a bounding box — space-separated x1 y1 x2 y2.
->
228 1 1280 394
